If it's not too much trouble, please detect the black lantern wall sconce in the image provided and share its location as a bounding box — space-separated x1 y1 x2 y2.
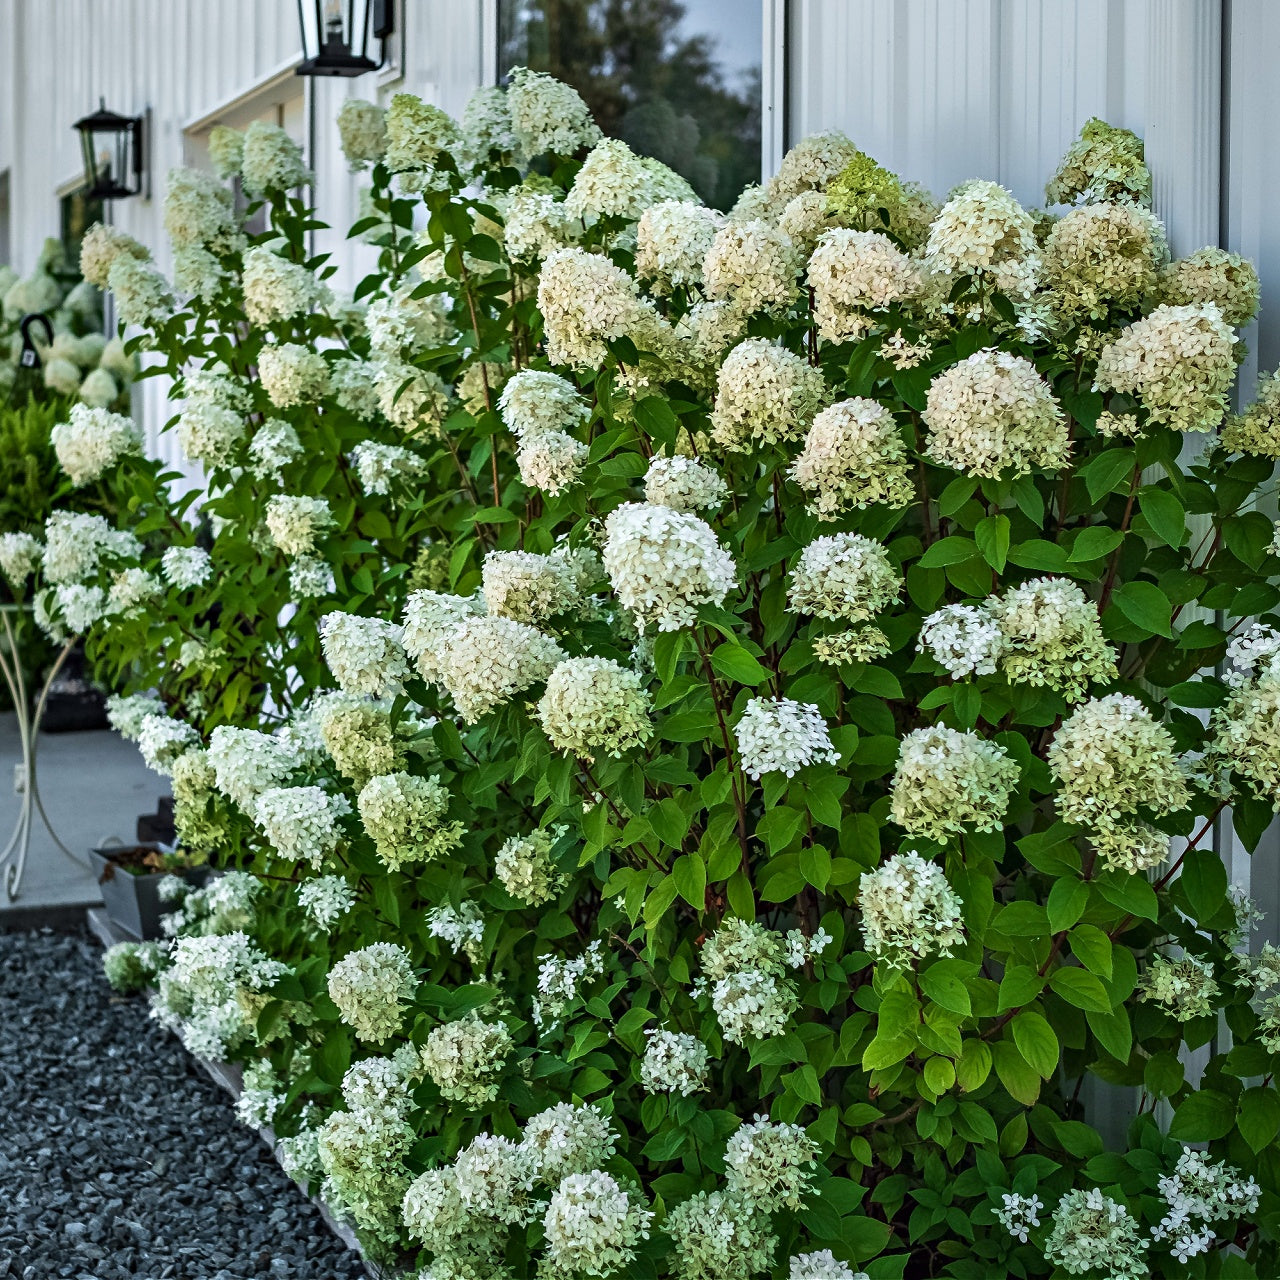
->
296 0 395 77
72 100 148 200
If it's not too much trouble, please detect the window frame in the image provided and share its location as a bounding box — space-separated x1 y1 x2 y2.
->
484 0 788 190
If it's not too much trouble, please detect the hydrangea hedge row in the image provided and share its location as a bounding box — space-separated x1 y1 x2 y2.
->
19 77 1280 1278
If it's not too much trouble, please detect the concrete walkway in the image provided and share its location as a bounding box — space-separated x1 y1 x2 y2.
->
0 711 166 924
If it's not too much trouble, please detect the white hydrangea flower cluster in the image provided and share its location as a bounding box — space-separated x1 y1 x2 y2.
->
994 1192 1045 1244
357 771 462 870
788 533 902 624
790 1250 867 1279
41 511 140 584
373 358 450 434
264 495 334 558
401 589 484 682
674 299 747 390
207 725 303 815
152 931 289 1060
240 121 312 196
778 190 835 253
136 713 200 775
734 696 839 781
50 404 142 486
424 903 485 968
640 1029 710 1096
856 851 966 966
236 1059 286 1130
710 337 826 452
319 611 409 699
724 1116 819 1212
926 180 1037 279
696 918 800 1043
428 614 566 722
0 532 42 585
564 137 694 225
537 247 667 371
460 83 521 165
1161 246 1261 328
807 229 922 342
336 99 386 171
703 219 801 317
536 656 654 760
1045 118 1151 207
494 827 564 906
602 502 735 632
366 281 452 359
923 349 1068 478
990 577 1117 702
246 419 303 480
101 939 166 993
507 67 602 157
383 92 459 189
160 870 263 938
161 545 212 590
106 255 174 327
241 247 330 327
643 455 728 513
1209 666 1280 806
330 358 381 421
258 343 330 408
481 548 584 624
664 1188 776 1278
790 398 913 518
889 726 1020 840
297 874 356 928
1137 955 1220 1021
503 188 578 264
1094 303 1238 433
1043 1189 1149 1280
542 1170 653 1277
534 940 606 1028
1048 694 1189 870
421 1013 513 1106
635 200 724 294
327 941 416 1043
106 692 165 741
1042 202 1166 320
918 602 1005 678
254 784 350 868
1151 1146 1260 1264
348 441 424 495
80 222 149 289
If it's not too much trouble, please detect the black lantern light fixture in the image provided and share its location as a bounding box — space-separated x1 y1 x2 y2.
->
72 99 147 199
296 0 394 77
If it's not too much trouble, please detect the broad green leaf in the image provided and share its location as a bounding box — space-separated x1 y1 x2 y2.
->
918 536 979 568
919 958 974 1017
1139 488 1186 548
1111 580 1174 639
975 515 1010 573
1047 878 1088 932
1011 1011 1059 1079
1048 967 1113 1013
1168 1089 1236 1142
710 642 771 687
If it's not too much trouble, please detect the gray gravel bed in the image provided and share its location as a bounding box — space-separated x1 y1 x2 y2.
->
0 928 367 1280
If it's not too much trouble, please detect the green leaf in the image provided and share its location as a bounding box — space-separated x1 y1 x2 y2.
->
1168 1089 1236 1142
632 396 681 447
975 515 1010 573
1068 526 1124 563
1167 679 1226 709
710 642 771 687
1083 448 1136 502
924 1057 956 1094
671 853 706 909
918 536 979 568
1180 847 1228 922
1238 1087 1280 1154
997 965 1044 1013
991 1040 1041 1105
1094 872 1159 922
1011 1012 1059 1079
919 958 973 1017
1007 539 1069 573
1139 488 1186 548
1068 925 1113 979
1111 580 1174 639
1047 878 1088 933
1085 1005 1133 1063
956 1038 992 1093
1048 967 1113 1013
643 877 679 929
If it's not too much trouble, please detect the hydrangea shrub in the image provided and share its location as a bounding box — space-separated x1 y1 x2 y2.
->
27 86 1280 1278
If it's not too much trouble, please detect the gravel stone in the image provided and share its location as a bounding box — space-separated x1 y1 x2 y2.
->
0 928 367 1279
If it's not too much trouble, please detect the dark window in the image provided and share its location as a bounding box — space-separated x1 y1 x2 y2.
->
59 187 104 269
498 0 762 211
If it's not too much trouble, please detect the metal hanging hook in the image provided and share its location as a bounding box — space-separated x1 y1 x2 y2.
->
18 313 54 369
